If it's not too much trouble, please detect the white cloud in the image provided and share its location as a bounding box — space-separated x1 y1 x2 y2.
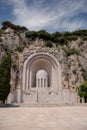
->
8 0 87 32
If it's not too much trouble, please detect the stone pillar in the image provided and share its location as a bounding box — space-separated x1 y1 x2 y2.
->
41 78 42 87
29 69 32 89
77 96 80 103
44 79 45 87
17 87 21 104
46 78 47 87
42 78 43 88
36 79 38 88
7 93 13 104
82 97 85 103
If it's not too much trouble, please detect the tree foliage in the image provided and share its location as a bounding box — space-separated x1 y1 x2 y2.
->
26 30 79 45
78 81 87 103
0 55 11 103
2 21 28 32
65 48 80 57
45 41 53 48
1 21 87 46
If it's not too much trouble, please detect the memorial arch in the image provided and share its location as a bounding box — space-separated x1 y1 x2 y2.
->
23 52 62 93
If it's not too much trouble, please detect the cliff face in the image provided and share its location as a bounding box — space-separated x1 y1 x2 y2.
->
0 27 87 91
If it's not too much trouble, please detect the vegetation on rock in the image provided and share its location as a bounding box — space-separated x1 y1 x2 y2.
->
45 41 53 48
26 29 87 45
65 48 80 57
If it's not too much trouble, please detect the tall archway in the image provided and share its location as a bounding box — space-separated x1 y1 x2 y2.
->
23 52 62 92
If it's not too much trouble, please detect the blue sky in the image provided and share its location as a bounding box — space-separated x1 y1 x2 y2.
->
0 0 87 32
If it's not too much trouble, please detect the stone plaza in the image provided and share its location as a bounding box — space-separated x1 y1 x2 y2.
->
0 106 87 130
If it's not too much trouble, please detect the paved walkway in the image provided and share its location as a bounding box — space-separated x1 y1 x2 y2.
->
0 106 87 130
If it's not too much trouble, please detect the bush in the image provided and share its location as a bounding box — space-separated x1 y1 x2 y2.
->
73 70 77 74
12 62 18 70
67 35 77 41
63 31 71 36
72 30 87 36
45 41 53 48
82 72 87 80
0 29 3 37
65 48 80 56
38 30 52 41
26 31 38 40
1 44 13 54
57 36 67 45
79 40 84 46
78 81 87 102
16 45 25 52
58 36 67 44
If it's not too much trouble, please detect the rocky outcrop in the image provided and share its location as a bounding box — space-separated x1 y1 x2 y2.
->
0 28 87 93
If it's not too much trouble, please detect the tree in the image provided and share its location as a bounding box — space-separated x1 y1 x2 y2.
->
2 21 28 32
38 30 52 41
45 41 53 48
0 55 11 103
78 81 87 103
2 21 12 29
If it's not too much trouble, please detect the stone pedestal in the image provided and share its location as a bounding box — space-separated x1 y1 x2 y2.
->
17 88 21 104
7 93 14 103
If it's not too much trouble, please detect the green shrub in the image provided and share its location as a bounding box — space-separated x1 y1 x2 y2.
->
63 31 71 36
65 48 80 56
37 30 52 41
12 62 18 70
81 68 86 72
79 40 84 46
16 45 25 52
45 41 53 48
82 72 87 80
73 70 77 74
26 30 52 41
1 44 13 54
58 37 65 44
57 36 67 45
26 31 38 40
78 81 87 102
67 35 77 41
0 29 3 37
72 30 87 36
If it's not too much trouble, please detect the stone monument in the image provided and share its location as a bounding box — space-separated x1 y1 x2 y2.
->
8 39 78 105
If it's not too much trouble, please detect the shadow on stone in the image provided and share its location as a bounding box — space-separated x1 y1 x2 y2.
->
0 104 19 108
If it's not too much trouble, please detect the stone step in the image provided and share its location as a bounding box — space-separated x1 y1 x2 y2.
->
20 103 87 107
1 103 87 107
20 103 73 107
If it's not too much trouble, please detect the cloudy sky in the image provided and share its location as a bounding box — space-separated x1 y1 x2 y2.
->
0 0 87 32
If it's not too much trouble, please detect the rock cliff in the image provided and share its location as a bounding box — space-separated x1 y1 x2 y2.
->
0 26 87 92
